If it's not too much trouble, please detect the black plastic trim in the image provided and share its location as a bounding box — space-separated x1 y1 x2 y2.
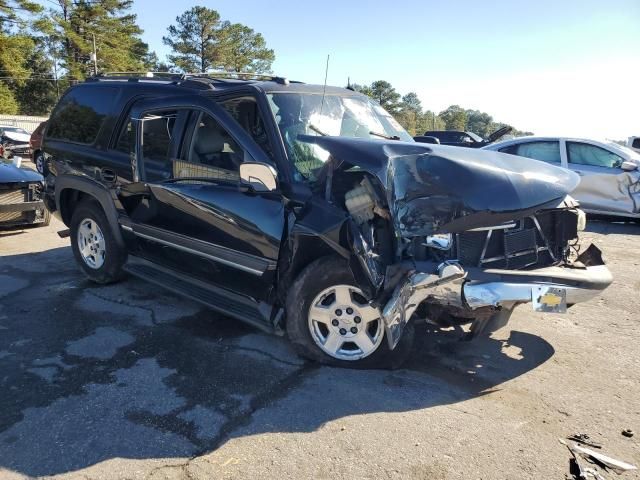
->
125 222 276 276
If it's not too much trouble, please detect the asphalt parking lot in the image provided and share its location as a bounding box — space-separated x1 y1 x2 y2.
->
1 215 639 479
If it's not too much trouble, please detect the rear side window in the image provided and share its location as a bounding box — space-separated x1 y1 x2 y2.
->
46 87 116 144
500 141 561 164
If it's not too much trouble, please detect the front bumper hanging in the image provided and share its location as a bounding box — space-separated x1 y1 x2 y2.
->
380 245 613 349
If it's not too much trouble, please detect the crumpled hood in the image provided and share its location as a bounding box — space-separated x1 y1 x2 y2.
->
0 162 43 184
299 136 580 235
1 131 30 143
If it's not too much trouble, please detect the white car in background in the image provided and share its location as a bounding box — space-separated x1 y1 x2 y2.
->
628 136 640 153
484 136 640 220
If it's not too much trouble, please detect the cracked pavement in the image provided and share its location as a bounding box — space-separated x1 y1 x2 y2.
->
1 217 639 479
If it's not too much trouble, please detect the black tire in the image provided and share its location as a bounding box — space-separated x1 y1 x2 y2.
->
70 200 127 284
286 255 414 369
34 151 45 174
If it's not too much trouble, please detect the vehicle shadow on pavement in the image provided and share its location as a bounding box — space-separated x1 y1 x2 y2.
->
585 217 640 235
0 246 554 478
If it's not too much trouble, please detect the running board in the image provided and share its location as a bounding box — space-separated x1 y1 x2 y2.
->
124 256 274 333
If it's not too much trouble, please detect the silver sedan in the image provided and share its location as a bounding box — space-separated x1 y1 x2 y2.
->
484 136 640 220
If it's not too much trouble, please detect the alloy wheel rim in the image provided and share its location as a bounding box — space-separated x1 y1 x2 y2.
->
77 218 106 269
36 155 44 173
308 284 384 361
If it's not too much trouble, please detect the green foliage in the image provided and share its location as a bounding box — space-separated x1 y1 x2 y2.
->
163 6 224 73
439 105 467 131
421 110 445 132
0 0 42 28
221 23 274 73
348 83 373 96
0 33 35 83
368 80 401 112
163 7 275 73
465 109 493 137
401 92 422 114
13 42 58 115
142 50 172 72
0 83 18 114
46 0 148 80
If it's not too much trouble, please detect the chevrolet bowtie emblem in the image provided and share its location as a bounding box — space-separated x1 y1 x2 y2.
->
540 293 562 307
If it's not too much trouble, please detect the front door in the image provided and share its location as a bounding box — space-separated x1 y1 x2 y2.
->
119 97 285 302
564 140 636 215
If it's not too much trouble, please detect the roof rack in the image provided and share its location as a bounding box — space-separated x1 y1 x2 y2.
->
181 71 291 85
88 71 296 88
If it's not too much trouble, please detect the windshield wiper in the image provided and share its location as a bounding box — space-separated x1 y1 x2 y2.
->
309 124 328 136
369 131 400 141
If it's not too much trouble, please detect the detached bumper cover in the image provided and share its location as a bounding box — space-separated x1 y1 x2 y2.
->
381 245 612 349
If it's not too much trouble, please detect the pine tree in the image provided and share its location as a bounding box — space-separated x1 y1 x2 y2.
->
46 0 149 80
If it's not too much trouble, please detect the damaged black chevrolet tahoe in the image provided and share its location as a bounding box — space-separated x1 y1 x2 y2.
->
42 73 613 368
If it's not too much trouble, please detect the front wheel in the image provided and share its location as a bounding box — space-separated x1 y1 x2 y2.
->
286 255 414 369
34 151 45 174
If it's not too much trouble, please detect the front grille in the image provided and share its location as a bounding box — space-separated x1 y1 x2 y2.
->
0 188 27 205
455 211 578 270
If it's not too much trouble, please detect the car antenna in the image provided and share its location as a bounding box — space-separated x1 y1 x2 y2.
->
319 54 330 116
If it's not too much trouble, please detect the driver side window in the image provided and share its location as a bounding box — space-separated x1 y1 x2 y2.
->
175 111 245 183
567 142 623 169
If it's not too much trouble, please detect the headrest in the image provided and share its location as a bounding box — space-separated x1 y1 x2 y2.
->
194 123 225 154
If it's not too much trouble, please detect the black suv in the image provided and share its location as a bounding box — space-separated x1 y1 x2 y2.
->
43 73 612 368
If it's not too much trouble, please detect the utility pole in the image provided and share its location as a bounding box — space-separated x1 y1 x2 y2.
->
91 33 98 76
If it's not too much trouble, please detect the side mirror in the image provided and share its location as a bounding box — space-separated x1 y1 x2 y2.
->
240 162 278 192
621 160 638 172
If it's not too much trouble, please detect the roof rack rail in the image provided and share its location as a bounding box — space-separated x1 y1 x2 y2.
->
85 71 300 89
87 72 182 83
180 71 291 85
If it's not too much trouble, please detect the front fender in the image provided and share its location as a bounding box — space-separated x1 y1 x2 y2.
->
55 174 125 248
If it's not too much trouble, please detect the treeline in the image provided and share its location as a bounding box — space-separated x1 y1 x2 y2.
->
0 1 274 115
351 80 533 137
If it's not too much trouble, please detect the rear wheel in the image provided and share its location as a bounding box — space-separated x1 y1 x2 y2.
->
286 255 414 368
70 200 126 284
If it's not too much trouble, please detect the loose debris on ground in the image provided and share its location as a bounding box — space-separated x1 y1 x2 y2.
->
560 437 637 479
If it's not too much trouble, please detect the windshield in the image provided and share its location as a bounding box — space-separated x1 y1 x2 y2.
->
267 92 412 180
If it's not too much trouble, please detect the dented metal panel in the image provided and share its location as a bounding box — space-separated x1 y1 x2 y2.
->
298 135 580 236
571 169 640 216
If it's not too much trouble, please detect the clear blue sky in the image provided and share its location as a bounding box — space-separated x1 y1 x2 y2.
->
133 1 639 138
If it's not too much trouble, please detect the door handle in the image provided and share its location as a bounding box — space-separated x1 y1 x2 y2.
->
101 168 117 183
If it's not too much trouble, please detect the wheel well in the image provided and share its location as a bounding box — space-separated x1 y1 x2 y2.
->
59 189 91 226
277 235 343 304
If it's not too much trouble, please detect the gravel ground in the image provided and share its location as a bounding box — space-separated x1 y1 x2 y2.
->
0 214 639 480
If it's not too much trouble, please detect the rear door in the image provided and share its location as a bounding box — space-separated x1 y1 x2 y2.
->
563 140 634 215
498 140 563 166
119 96 285 302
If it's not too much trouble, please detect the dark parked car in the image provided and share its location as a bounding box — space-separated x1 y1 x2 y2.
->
0 161 50 228
30 121 47 174
416 126 512 148
42 74 611 368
